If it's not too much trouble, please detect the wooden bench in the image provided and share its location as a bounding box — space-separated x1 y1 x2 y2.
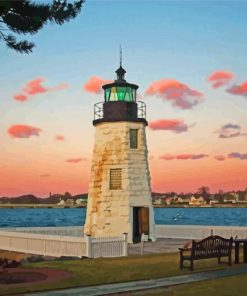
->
179 235 233 271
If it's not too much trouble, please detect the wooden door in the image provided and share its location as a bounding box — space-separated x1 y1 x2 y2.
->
133 207 149 243
140 207 149 235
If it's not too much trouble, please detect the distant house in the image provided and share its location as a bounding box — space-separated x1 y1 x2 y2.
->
66 199 75 206
165 197 173 205
230 192 239 202
224 193 238 203
57 199 66 206
153 198 162 205
176 197 189 204
75 198 87 205
209 200 219 205
189 196 206 206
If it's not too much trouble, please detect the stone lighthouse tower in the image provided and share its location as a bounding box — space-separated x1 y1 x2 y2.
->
84 59 155 243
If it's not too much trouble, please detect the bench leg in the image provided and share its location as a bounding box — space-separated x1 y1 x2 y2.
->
218 256 221 264
180 258 183 270
190 260 194 271
229 254 232 266
180 252 183 270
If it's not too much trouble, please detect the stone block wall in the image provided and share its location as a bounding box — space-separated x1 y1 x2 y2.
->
84 121 155 242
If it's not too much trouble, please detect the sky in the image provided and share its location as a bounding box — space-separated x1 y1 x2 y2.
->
1 0 247 197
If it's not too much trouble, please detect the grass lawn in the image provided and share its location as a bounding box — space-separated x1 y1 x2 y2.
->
135 273 247 296
0 252 237 296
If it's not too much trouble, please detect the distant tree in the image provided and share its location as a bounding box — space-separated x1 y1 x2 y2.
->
64 191 72 200
197 186 210 203
0 0 84 53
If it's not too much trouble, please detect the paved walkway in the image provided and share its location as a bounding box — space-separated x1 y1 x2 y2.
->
27 265 247 296
128 238 187 255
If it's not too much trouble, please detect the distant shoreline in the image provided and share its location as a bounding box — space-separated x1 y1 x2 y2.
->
0 204 86 209
153 204 247 208
0 203 247 209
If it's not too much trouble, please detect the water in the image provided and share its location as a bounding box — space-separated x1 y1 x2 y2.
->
0 207 246 228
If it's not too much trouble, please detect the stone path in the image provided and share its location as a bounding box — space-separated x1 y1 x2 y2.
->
26 265 247 296
128 238 187 255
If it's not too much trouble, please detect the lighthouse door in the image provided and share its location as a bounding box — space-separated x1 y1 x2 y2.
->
132 207 149 243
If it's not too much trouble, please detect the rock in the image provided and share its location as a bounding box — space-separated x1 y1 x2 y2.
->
5 259 20 268
57 256 79 261
19 258 28 266
27 255 44 263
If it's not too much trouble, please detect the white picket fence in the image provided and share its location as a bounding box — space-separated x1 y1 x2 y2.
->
4 226 84 237
1 225 246 259
0 230 127 259
90 236 128 258
155 225 247 240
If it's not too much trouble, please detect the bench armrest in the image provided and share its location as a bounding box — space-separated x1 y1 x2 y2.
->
179 248 192 255
179 248 192 251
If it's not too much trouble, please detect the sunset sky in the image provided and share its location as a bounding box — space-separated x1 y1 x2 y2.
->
1 1 247 197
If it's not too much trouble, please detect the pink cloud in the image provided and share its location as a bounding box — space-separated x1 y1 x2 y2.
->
55 134 65 141
145 79 204 109
149 119 190 133
13 94 28 102
40 174 51 178
13 77 68 102
214 155 226 161
83 76 113 94
66 158 87 163
215 123 242 138
8 125 42 138
207 71 234 88
159 153 208 160
227 81 247 96
228 152 247 160
159 154 175 160
176 154 208 160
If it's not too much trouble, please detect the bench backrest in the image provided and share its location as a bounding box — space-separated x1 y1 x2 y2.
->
191 235 233 258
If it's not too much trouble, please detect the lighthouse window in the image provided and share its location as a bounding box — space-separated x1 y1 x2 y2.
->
110 169 122 190
106 87 136 102
105 89 111 101
130 129 138 149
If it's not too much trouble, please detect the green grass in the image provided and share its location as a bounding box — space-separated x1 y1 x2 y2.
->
0 252 235 295
137 273 247 296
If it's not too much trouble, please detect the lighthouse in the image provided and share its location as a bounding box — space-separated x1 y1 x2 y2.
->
84 56 156 243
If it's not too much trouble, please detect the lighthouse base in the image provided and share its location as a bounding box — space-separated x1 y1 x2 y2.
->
84 121 156 243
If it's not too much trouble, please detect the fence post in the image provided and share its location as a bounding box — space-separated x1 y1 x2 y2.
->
211 229 214 236
123 233 128 256
43 239 46 256
9 236 12 252
86 235 92 258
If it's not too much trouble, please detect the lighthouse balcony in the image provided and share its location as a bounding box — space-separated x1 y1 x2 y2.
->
93 101 147 126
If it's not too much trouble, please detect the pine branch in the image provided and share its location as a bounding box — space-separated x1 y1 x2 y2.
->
4 34 34 53
0 0 85 54
2 14 45 34
49 0 84 25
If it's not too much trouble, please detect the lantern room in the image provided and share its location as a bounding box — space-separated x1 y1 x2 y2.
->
93 65 146 126
103 66 138 103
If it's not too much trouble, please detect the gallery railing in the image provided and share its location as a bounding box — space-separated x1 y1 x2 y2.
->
93 101 146 120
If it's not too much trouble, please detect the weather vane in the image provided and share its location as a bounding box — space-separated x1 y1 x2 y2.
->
120 44 122 67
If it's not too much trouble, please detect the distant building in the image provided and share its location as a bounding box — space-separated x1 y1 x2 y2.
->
209 200 219 205
66 199 74 206
153 198 162 205
224 193 238 203
57 199 66 206
189 196 206 206
75 198 87 205
176 197 189 204
165 197 173 205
